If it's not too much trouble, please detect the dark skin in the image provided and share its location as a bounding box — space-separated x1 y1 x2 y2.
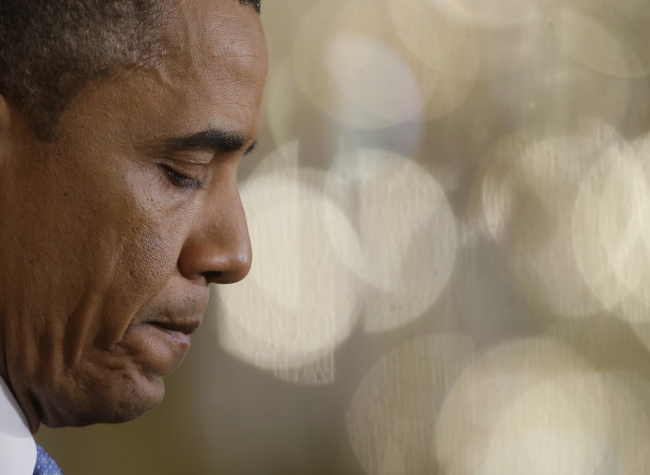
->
0 0 267 433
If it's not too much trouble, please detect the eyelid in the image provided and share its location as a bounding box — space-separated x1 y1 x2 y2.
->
159 164 204 190
159 156 208 175
160 154 212 167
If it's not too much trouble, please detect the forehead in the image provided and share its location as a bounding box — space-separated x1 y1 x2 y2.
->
156 0 268 131
164 0 266 80
52 0 267 147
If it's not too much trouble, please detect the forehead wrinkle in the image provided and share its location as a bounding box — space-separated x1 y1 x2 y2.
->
160 0 266 83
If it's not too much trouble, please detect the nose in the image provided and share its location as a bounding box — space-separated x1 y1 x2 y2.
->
177 187 252 285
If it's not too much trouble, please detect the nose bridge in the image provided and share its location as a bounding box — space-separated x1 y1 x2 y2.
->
178 180 252 284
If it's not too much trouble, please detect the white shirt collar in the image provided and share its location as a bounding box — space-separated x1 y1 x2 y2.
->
0 376 37 475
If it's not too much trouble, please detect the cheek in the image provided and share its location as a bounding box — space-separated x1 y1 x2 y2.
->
118 167 192 295
109 225 180 310
0 154 187 348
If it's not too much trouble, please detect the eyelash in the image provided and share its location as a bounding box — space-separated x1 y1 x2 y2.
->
161 165 204 190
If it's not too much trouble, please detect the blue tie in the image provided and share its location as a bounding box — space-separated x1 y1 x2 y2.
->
33 444 63 475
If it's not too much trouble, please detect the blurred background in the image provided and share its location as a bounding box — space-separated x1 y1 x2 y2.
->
36 0 650 473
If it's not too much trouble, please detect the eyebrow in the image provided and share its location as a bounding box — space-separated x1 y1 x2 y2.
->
160 129 258 156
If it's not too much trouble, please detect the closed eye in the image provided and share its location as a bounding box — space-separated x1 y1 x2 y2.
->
160 165 204 190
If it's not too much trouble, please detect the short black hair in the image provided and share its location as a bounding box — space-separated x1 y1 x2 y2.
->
0 0 261 141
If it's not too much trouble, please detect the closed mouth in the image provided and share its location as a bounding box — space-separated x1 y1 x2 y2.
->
147 320 200 336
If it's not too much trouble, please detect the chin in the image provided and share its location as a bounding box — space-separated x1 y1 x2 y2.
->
37 329 189 428
42 371 167 428
93 377 166 425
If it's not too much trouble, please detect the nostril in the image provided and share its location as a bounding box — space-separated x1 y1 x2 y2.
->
202 271 224 284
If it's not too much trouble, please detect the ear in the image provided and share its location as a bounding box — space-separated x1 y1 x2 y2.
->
0 92 10 133
0 93 12 165
0 92 35 157
0 93 28 166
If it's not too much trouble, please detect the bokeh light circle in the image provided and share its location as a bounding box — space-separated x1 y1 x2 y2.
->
556 8 645 78
572 136 650 323
469 122 620 317
293 0 439 129
555 0 650 77
326 148 458 332
347 334 475 475
326 33 426 124
435 338 600 475
490 28 632 131
216 144 362 382
388 0 480 81
428 0 550 28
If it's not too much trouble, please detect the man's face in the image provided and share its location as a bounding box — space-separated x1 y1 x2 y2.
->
0 0 266 428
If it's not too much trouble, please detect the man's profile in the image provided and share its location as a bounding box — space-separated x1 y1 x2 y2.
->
0 0 266 473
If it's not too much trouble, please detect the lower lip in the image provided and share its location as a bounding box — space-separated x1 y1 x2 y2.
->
147 323 191 348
